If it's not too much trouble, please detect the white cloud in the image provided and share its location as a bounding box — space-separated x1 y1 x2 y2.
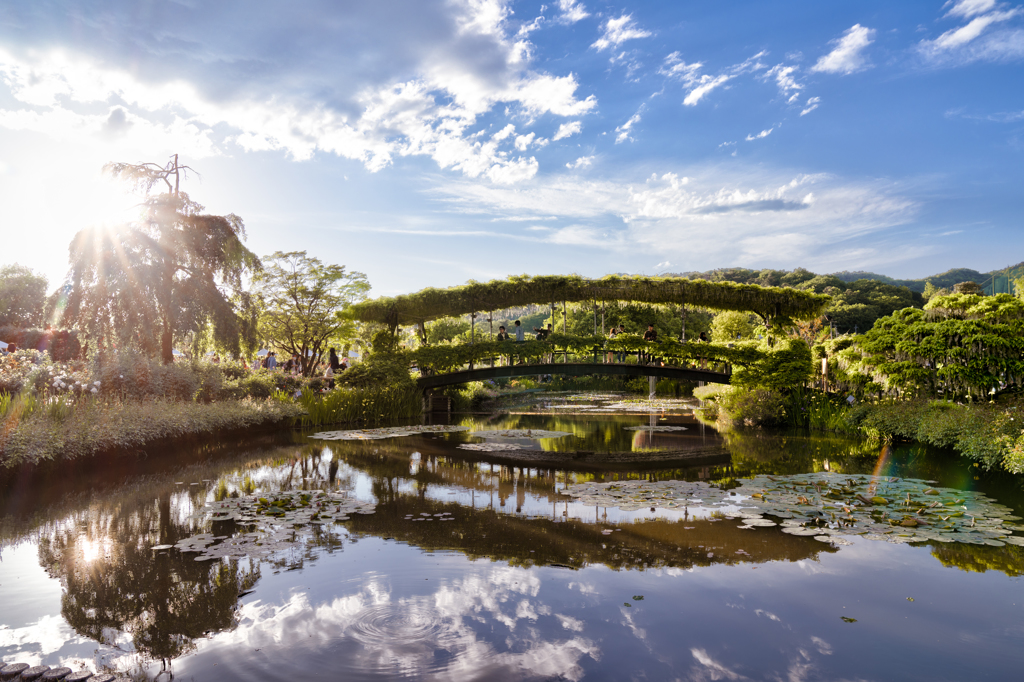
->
763 64 803 102
0 0 598 185
945 0 998 18
800 96 821 116
745 128 774 141
566 155 595 169
683 75 733 105
592 14 652 52
660 52 764 106
555 0 590 24
918 5 1024 64
810 24 876 74
615 107 644 143
553 120 583 140
430 164 918 269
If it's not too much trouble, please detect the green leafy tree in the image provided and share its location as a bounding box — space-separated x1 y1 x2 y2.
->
839 293 1024 399
711 311 755 341
63 156 260 363
0 264 47 328
427 317 471 344
255 251 369 376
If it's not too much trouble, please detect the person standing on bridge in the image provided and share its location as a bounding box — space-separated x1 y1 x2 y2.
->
607 325 618 363
643 323 659 365
496 325 510 365
514 320 525 364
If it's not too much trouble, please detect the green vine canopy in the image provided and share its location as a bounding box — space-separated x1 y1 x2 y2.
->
348 274 830 329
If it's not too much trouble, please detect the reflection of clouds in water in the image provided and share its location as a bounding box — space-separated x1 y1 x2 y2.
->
689 636 836 682
214 566 597 680
690 647 748 680
0 616 133 672
567 580 598 595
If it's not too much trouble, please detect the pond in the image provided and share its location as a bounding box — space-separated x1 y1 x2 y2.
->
2 393 1023 681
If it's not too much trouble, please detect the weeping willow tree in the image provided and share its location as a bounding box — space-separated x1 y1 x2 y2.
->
837 293 1024 399
63 156 261 363
348 274 830 339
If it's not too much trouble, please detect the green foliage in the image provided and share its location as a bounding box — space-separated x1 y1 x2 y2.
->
732 338 813 391
692 384 786 427
840 294 1024 399
427 317 471 344
338 354 415 389
0 264 47 328
855 398 1024 471
710 311 755 341
1 397 303 467
349 274 830 327
64 157 260 363
296 385 420 427
254 251 369 376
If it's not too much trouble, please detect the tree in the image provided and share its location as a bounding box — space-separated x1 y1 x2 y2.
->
254 251 369 376
427 317 471 344
711 311 755 341
63 156 260 363
0 264 47 328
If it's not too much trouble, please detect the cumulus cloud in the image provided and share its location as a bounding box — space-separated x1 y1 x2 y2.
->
555 0 590 24
918 3 1024 65
592 14 652 52
0 0 597 184
566 155 595 169
811 24 876 74
553 120 583 140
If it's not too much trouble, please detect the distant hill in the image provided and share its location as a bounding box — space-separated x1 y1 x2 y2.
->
666 263 1023 296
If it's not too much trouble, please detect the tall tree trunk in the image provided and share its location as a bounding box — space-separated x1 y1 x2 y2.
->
162 323 173 365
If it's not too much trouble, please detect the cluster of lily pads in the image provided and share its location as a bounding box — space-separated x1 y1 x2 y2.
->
312 425 469 440
159 490 377 562
624 426 688 432
457 442 524 451
564 473 1024 547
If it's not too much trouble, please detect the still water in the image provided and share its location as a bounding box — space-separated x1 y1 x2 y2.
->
2 395 1023 681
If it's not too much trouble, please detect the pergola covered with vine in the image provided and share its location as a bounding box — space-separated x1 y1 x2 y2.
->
349 274 830 343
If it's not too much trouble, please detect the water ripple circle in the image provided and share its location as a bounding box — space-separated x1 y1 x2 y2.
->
346 603 450 647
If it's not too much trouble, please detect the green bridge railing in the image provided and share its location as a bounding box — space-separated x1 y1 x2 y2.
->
403 333 769 375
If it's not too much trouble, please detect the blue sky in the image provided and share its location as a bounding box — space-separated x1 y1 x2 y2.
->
1 0 1022 296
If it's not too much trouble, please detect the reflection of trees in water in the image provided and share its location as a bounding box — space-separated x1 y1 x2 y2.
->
931 543 1024 577
466 412 715 454
719 430 882 476
343 494 835 572
36 490 259 667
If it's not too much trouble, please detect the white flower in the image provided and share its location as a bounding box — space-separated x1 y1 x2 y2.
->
91 387 98 394
94 381 101 386
119 375 124 379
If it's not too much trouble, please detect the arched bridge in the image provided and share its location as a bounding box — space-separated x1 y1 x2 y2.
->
417 362 730 391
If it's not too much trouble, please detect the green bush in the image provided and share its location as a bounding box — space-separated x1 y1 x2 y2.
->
720 387 788 427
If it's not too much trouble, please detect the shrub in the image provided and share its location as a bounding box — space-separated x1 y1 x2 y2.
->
720 387 788 427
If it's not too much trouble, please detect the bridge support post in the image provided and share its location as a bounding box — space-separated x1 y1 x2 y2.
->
649 375 656 400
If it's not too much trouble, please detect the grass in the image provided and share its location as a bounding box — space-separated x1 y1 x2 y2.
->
1 397 305 467
297 385 421 428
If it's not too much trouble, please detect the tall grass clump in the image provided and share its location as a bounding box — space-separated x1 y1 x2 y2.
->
297 385 421 428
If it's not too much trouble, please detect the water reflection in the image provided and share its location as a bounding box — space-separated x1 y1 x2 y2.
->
2 410 1024 679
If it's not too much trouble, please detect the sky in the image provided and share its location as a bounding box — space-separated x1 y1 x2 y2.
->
1 0 1022 296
